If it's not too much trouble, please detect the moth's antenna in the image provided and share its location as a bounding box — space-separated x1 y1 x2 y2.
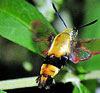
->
52 3 68 28
74 19 98 30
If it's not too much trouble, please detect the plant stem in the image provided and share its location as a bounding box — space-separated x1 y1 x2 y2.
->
0 76 38 90
0 71 100 90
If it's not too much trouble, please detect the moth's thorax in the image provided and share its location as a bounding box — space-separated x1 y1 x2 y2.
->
48 28 73 57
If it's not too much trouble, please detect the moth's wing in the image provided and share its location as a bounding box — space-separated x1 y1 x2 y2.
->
31 21 56 57
69 39 100 63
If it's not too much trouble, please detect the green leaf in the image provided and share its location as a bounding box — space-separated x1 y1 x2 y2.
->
55 67 80 84
82 80 97 93
56 70 90 93
55 69 82 91
73 83 90 93
0 0 56 56
77 0 100 71
0 90 6 93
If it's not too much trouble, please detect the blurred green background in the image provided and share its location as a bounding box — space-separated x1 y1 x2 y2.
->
0 0 100 93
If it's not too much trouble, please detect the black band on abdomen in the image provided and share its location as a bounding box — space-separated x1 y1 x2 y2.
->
43 55 68 69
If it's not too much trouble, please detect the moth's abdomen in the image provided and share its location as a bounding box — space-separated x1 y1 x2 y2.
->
37 55 68 89
37 64 60 89
40 64 60 78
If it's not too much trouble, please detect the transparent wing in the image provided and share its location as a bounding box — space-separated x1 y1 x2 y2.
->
69 39 100 63
31 21 56 57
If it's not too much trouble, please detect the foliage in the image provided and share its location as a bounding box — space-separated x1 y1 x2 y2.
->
78 0 100 71
0 0 100 93
0 0 56 57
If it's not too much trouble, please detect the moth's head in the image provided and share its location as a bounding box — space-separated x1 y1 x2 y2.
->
63 28 78 39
